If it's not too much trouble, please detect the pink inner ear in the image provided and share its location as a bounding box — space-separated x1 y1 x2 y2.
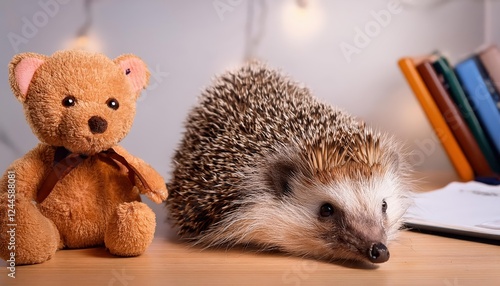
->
15 58 45 96
118 58 147 93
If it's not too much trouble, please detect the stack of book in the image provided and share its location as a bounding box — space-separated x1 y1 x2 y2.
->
399 46 500 182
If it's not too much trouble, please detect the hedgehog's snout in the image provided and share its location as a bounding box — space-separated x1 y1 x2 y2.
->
368 242 390 263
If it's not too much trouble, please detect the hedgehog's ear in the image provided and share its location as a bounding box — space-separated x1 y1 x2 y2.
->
265 160 297 196
114 54 150 98
9 53 47 103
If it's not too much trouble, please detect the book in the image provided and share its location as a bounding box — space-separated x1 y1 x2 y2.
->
404 181 500 241
433 57 500 174
455 57 500 158
398 58 474 181
417 60 494 177
479 45 500 95
476 56 500 116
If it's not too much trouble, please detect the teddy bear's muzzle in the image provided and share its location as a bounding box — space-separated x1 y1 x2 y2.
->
88 116 108 134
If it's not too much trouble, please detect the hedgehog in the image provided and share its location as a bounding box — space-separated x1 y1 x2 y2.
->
166 62 412 264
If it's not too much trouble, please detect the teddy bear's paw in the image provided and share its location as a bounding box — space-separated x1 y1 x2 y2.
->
144 188 168 204
104 201 156 257
0 196 60 265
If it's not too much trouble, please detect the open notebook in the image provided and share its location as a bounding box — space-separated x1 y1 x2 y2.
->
404 181 500 241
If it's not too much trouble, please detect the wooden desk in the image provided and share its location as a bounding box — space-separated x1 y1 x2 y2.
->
2 225 500 285
1 174 499 285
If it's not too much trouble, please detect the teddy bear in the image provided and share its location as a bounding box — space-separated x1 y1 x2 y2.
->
0 50 168 265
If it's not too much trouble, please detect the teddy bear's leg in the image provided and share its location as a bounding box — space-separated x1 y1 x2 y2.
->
104 201 156 256
0 194 61 265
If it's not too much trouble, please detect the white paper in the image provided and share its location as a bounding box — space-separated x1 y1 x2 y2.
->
404 181 500 240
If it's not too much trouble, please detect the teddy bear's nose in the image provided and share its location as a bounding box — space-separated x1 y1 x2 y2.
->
88 116 108 134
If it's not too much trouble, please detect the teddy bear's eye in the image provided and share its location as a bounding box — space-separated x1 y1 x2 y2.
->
106 98 120 110
62 96 76 107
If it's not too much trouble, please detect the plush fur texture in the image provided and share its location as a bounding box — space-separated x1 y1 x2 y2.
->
167 62 412 264
0 50 168 265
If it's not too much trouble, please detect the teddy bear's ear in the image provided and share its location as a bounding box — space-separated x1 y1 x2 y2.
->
114 54 150 97
9 53 48 102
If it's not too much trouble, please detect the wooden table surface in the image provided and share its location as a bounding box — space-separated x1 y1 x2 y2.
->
1 172 499 285
1 230 499 286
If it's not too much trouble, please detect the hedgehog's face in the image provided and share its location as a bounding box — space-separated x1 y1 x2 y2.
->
221 145 410 265
259 158 408 264
295 164 404 264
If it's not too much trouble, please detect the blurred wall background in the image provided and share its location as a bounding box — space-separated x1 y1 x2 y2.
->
0 0 498 225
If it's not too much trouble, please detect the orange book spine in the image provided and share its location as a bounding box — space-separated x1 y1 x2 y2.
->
398 57 474 181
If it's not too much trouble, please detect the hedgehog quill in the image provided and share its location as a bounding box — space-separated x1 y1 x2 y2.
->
167 62 412 264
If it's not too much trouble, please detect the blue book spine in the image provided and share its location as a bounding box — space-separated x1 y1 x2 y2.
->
455 57 500 157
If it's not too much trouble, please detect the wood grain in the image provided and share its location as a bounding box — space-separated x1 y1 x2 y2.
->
1 229 499 286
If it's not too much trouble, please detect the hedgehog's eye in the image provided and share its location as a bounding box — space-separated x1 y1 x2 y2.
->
106 98 119 110
382 200 387 213
320 203 334 217
62 95 76 107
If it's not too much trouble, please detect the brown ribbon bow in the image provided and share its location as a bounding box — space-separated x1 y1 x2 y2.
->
36 147 152 204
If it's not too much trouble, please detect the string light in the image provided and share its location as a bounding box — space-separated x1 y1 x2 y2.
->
66 0 101 51
282 0 324 42
243 0 267 61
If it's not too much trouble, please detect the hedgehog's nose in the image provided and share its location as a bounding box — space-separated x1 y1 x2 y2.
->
368 242 390 263
88 116 108 134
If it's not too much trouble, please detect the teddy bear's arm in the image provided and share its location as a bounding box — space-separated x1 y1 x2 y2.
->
111 145 168 203
1 143 53 200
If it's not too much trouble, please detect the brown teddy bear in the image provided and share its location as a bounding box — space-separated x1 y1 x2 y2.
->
0 50 168 265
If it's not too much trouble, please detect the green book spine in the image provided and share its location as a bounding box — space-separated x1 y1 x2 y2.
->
433 57 500 174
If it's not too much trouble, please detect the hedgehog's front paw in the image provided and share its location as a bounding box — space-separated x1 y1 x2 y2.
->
104 202 156 256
